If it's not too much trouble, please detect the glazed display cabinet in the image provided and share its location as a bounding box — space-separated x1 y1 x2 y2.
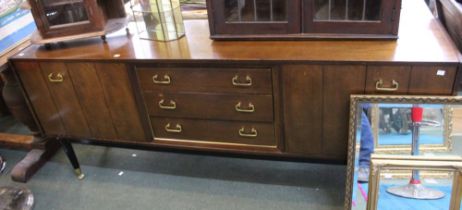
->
28 0 106 38
206 0 401 39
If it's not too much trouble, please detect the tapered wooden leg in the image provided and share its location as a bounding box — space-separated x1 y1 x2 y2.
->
59 138 85 180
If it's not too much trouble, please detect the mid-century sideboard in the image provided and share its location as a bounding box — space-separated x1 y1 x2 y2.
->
4 0 462 179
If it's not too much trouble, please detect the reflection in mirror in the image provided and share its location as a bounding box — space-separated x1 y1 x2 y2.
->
367 158 462 210
371 104 451 152
345 95 462 210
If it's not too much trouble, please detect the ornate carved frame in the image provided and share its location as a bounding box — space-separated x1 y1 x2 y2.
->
344 95 462 210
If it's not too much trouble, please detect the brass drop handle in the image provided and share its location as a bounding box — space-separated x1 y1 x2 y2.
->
239 127 258 138
235 102 255 113
153 74 171 85
48 73 64 83
158 99 176 110
232 75 252 87
375 79 399 92
165 123 182 133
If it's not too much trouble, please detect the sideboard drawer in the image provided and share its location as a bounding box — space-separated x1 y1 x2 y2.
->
145 92 274 122
408 65 457 95
366 65 457 95
137 67 273 94
366 65 411 94
151 118 276 146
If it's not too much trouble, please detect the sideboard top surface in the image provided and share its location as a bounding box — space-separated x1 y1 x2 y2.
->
10 0 461 63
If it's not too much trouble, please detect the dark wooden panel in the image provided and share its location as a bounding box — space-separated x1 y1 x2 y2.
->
66 63 118 139
95 63 147 141
282 65 323 155
152 117 276 146
137 67 273 94
323 65 366 159
366 65 411 94
39 62 91 137
13 61 65 135
438 0 462 52
145 92 274 122
409 65 457 95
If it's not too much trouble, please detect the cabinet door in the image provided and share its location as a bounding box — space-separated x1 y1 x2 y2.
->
304 0 400 36
208 0 301 36
282 65 323 156
39 62 91 137
14 61 66 136
282 65 365 160
322 65 366 159
67 63 148 141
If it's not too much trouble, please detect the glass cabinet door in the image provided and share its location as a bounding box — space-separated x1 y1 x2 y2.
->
313 0 381 21
224 0 288 22
209 0 301 36
30 0 105 38
42 0 90 28
304 0 400 36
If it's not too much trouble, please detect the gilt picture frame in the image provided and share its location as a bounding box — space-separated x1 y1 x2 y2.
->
344 95 462 210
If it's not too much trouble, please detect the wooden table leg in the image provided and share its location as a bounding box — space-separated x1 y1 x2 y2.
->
11 138 59 183
59 138 85 180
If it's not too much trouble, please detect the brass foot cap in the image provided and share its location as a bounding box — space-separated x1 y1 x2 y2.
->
74 168 85 180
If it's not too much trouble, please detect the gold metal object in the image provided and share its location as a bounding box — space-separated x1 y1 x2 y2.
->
158 99 177 110
48 73 64 83
235 102 255 113
152 74 171 85
74 168 85 180
375 79 399 92
165 123 182 133
239 127 258 138
344 95 462 210
232 75 252 87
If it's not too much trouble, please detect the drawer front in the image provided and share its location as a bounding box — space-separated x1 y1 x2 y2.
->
145 92 274 122
137 67 273 94
366 65 411 94
409 65 457 95
152 118 276 146
366 65 457 95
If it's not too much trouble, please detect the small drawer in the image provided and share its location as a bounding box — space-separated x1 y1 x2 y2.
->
366 65 411 94
408 65 457 95
136 67 273 94
145 92 274 122
151 117 276 146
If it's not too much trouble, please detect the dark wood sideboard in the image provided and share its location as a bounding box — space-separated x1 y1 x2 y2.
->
5 0 462 179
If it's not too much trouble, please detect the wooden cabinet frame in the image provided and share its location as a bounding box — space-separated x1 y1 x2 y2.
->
29 0 106 38
206 0 402 39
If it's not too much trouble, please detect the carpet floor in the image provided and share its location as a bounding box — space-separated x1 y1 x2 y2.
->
0 144 345 210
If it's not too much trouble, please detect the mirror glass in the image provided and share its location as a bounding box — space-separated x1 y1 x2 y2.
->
375 168 456 210
347 97 462 210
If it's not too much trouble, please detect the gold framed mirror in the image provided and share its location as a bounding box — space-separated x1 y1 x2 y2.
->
344 95 462 210
369 104 453 153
